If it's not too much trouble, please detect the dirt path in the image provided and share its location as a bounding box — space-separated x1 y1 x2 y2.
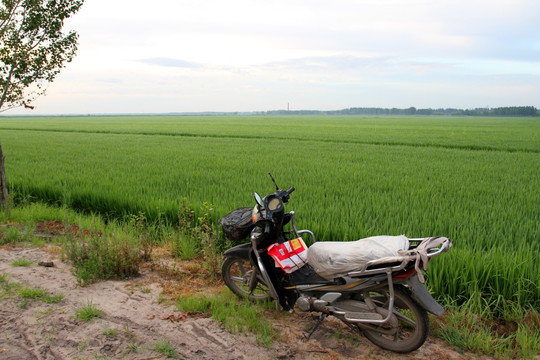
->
0 246 487 360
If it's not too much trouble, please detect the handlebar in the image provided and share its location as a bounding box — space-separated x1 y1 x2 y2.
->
286 187 295 195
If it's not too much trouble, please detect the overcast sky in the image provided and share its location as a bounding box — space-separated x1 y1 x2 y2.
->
8 0 540 114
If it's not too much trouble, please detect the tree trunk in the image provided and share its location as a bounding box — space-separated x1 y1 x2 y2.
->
0 143 7 204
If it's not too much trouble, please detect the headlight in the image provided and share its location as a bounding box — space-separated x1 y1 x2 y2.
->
252 205 266 223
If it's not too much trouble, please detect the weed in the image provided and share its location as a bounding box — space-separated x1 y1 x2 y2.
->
77 341 88 352
102 327 118 337
19 285 48 300
153 340 178 359
64 232 141 285
172 232 200 260
124 323 136 342
0 226 20 244
173 201 223 279
432 304 540 359
18 298 30 309
138 285 151 294
18 286 63 303
0 273 8 284
92 353 109 360
10 258 33 267
125 342 139 353
73 300 104 322
0 194 14 220
31 236 46 246
177 288 277 347
43 293 64 304
36 307 55 319
1 274 22 301
127 211 156 261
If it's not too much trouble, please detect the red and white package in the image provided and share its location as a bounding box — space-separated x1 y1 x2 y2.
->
267 238 308 274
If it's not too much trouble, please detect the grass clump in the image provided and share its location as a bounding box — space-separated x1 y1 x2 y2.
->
102 327 118 336
0 273 20 299
172 200 225 281
0 225 20 245
64 231 142 285
73 299 104 322
173 232 200 260
10 258 33 267
176 288 277 347
153 340 179 359
18 286 64 303
433 300 540 359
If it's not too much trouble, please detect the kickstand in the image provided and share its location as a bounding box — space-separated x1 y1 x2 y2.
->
304 314 327 340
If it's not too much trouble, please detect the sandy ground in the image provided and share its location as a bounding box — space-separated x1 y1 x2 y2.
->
0 245 490 360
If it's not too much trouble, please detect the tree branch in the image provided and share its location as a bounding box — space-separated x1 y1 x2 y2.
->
0 0 24 35
0 63 15 109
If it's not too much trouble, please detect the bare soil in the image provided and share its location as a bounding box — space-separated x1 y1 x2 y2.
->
0 245 491 360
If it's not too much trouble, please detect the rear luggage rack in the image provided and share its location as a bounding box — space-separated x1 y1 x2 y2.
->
347 237 451 280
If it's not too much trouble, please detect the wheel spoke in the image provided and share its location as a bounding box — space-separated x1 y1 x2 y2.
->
222 257 271 301
394 311 416 327
360 287 429 353
237 262 246 275
230 275 244 283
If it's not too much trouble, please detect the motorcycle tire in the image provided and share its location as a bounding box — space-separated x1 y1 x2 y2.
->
221 256 271 302
360 286 429 353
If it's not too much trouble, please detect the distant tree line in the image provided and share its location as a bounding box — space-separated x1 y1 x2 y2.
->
265 106 539 117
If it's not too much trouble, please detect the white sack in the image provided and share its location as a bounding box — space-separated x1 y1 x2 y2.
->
307 235 409 280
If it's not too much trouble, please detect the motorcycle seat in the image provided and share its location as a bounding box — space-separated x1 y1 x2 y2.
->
307 235 409 280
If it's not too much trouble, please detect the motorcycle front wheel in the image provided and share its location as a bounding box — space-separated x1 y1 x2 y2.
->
221 256 271 302
360 286 429 353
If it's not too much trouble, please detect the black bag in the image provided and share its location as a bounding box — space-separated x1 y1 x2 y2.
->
219 207 254 241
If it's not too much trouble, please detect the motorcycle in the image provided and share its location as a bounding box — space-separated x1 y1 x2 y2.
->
220 174 451 353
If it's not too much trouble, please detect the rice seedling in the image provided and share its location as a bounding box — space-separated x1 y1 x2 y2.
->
1 115 538 313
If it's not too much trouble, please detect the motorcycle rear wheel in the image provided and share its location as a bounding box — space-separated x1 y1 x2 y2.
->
221 256 271 302
360 286 429 353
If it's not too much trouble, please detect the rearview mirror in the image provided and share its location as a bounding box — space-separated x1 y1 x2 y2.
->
254 192 264 207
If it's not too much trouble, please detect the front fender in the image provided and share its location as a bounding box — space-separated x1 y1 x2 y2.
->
224 242 251 259
405 275 445 316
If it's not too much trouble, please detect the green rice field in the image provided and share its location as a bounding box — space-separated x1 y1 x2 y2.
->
0 115 538 310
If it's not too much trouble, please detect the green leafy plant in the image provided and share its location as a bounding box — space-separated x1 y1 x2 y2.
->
152 340 178 359
0 273 20 300
172 232 200 260
433 303 540 359
177 289 276 347
64 232 141 285
73 300 104 322
10 258 33 266
18 286 63 303
102 327 118 336
0 225 19 244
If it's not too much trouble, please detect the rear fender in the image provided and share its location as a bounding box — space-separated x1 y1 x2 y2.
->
224 242 251 259
405 275 445 316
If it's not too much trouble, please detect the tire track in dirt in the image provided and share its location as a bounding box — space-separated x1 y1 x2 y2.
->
1 246 288 360
0 246 488 360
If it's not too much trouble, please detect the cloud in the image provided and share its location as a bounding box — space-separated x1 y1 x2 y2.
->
138 58 202 68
